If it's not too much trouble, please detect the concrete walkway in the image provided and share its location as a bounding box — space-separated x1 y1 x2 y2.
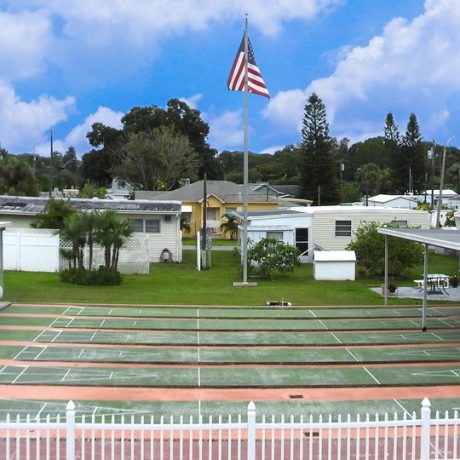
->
371 286 460 301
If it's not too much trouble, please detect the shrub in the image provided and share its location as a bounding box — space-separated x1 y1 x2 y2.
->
356 265 368 279
247 238 301 279
60 267 122 286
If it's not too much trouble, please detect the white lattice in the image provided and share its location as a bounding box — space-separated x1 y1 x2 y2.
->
59 235 150 274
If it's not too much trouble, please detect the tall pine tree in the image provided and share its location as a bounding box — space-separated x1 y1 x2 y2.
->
402 113 426 193
300 93 340 204
383 112 401 192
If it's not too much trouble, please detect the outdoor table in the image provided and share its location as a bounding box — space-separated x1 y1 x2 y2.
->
425 274 449 294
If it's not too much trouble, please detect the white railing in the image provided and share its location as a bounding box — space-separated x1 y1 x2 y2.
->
0 398 458 459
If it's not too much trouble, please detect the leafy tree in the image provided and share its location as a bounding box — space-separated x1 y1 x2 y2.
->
0 150 40 196
346 222 424 277
300 93 340 204
61 212 87 270
111 127 197 190
79 182 107 199
32 198 76 230
220 214 239 240
247 238 301 279
339 181 361 203
81 149 113 186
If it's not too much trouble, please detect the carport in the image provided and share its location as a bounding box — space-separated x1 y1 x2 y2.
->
378 227 460 330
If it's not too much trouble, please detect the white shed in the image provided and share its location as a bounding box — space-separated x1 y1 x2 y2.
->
313 250 356 280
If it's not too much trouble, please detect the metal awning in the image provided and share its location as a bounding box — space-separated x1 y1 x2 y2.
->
377 227 460 330
378 228 460 251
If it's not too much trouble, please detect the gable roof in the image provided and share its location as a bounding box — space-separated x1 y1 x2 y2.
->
152 180 280 203
369 194 418 204
0 196 181 216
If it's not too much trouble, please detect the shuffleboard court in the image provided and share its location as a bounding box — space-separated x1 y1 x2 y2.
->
0 328 459 346
2 314 459 331
3 344 460 364
0 397 459 422
0 364 460 387
7 304 460 319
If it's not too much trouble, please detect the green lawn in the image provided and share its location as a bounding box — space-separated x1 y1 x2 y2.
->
3 250 458 306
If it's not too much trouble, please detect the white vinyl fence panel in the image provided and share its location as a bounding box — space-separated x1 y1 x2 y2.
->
0 399 458 460
4 228 59 272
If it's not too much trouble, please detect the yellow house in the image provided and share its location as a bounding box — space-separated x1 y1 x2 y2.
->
143 180 281 237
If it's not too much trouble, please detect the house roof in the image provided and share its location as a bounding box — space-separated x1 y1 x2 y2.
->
152 180 280 203
0 196 181 216
369 194 417 204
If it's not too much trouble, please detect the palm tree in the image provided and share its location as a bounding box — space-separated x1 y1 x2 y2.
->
61 213 87 269
94 211 132 271
220 214 239 240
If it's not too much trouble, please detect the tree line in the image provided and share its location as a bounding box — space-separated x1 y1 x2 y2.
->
1 95 459 204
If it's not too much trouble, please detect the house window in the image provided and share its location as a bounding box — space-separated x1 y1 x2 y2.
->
128 219 144 233
335 220 352 236
225 207 237 215
145 219 160 233
206 207 218 221
164 215 172 223
182 212 192 223
128 218 161 233
266 231 283 241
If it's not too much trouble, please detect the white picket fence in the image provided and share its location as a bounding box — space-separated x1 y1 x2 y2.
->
0 398 459 459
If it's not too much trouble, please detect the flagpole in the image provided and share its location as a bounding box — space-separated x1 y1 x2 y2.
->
242 15 249 285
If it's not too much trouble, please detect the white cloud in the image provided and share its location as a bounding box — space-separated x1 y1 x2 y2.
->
8 0 342 34
264 0 460 140
207 110 243 150
34 106 124 156
0 10 52 81
0 80 75 153
180 94 203 110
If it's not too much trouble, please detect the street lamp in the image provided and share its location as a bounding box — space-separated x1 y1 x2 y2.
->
436 136 454 228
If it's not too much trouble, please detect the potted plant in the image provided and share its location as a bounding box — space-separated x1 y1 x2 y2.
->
449 275 459 288
388 282 398 293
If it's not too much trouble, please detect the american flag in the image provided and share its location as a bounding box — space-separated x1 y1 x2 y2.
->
227 35 270 98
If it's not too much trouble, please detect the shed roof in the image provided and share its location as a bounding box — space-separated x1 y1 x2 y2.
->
314 250 356 262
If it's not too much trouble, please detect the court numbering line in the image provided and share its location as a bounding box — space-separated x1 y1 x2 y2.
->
12 366 29 384
330 332 342 344
13 345 29 361
393 399 414 419
345 347 359 362
363 367 381 385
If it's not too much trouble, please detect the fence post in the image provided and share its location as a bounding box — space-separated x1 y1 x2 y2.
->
247 401 256 460
420 397 431 460
66 400 76 460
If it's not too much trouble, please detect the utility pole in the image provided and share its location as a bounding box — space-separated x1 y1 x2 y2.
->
49 129 54 198
436 137 454 228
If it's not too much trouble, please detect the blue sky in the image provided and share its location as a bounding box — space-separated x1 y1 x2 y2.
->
0 0 458 158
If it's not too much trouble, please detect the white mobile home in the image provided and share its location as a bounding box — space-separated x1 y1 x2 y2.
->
241 206 430 263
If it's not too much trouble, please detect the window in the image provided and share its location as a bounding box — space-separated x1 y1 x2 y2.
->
164 215 172 223
206 208 218 220
335 220 352 236
128 218 161 233
266 231 283 241
145 219 160 233
128 219 143 233
225 207 237 214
